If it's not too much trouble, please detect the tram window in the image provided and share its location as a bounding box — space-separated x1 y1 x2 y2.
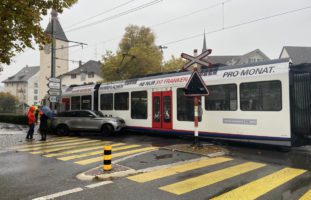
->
81 95 92 110
71 96 81 110
205 84 237 111
240 80 282 111
131 91 147 119
177 88 201 121
100 93 113 110
114 92 129 110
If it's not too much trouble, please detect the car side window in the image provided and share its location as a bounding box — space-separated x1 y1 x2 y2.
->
79 111 94 118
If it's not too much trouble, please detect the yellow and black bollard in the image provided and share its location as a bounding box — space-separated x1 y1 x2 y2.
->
103 146 112 171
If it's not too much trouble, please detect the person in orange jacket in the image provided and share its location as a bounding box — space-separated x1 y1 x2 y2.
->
26 106 36 140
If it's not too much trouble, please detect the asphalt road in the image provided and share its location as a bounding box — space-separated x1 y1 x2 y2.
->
1 125 311 200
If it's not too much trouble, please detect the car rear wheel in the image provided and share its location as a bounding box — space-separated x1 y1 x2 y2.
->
56 124 69 136
101 124 113 137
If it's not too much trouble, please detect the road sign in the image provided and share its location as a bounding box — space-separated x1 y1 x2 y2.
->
48 77 60 83
48 89 60 96
181 49 212 70
184 71 209 96
49 96 58 103
47 82 61 89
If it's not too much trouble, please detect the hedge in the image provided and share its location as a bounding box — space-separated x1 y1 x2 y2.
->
0 114 28 125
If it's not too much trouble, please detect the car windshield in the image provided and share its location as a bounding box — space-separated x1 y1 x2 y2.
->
93 111 104 117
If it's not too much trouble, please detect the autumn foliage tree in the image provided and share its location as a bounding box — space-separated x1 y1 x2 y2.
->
162 55 187 72
0 0 77 65
102 25 163 82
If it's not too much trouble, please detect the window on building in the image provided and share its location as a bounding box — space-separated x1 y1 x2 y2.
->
34 83 38 88
114 92 129 110
71 96 81 110
240 80 282 111
81 95 92 110
88 73 95 78
177 88 201 121
131 91 147 119
71 74 76 79
34 89 38 94
100 93 113 110
205 84 237 111
34 96 38 101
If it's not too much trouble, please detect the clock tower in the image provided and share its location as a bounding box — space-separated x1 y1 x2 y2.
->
39 10 69 101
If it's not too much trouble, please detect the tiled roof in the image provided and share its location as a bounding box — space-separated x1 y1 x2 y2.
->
281 46 311 65
2 66 39 83
45 15 68 42
61 60 102 77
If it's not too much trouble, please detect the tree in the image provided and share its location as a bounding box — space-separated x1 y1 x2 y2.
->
162 55 187 72
102 25 162 82
0 92 18 113
0 0 77 65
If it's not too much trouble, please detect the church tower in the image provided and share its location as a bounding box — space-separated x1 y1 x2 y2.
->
202 30 207 53
39 10 69 100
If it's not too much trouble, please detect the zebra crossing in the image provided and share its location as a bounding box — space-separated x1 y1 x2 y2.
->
13 137 311 199
13 137 157 166
127 157 311 199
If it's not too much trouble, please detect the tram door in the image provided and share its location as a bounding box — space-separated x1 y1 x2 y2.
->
152 91 172 129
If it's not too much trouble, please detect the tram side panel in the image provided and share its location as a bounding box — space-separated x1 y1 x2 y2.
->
200 71 291 146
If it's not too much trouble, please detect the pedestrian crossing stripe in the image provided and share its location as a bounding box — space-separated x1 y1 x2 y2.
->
75 147 158 166
300 189 311 200
17 138 90 150
57 144 142 161
159 162 266 195
22 139 101 152
128 157 233 183
44 143 125 157
30 141 107 154
211 167 306 200
14 137 79 148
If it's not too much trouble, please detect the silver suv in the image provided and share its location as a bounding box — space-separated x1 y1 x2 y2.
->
51 110 125 136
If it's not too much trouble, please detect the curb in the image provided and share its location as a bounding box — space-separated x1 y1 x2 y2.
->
160 146 228 158
77 167 137 181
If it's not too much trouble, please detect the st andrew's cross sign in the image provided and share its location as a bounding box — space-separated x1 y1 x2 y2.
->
181 49 212 70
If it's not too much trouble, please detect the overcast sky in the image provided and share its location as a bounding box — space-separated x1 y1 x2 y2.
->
1 0 311 85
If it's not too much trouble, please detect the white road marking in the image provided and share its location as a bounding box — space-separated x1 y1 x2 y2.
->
32 187 83 200
85 181 113 188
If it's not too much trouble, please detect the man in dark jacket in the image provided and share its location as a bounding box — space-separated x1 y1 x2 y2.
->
39 113 48 141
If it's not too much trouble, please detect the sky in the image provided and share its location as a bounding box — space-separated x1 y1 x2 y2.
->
1 0 311 85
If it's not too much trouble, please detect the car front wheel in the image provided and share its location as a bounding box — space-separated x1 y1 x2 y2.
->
101 124 113 137
56 124 69 136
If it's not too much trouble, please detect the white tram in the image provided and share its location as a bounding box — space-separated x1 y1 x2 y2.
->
59 58 311 146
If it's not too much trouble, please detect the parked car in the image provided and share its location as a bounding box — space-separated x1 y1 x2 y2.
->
51 110 126 136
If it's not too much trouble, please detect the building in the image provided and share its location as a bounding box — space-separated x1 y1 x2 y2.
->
2 66 40 106
60 60 103 86
279 46 311 65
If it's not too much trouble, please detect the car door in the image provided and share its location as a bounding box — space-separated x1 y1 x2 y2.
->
74 111 96 130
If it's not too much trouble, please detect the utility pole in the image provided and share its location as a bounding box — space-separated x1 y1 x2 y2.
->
50 10 56 110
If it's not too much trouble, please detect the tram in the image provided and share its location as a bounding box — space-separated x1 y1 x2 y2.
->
58 58 311 146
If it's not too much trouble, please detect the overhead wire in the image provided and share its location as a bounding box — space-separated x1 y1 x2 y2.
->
66 0 163 33
72 0 232 54
65 0 139 29
160 5 311 46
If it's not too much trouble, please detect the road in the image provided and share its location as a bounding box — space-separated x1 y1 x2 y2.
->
0 124 311 200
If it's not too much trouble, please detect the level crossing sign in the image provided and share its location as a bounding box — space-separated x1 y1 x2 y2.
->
181 49 212 70
184 70 209 96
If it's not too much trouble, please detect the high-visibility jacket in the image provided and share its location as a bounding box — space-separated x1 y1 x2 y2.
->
28 106 36 125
